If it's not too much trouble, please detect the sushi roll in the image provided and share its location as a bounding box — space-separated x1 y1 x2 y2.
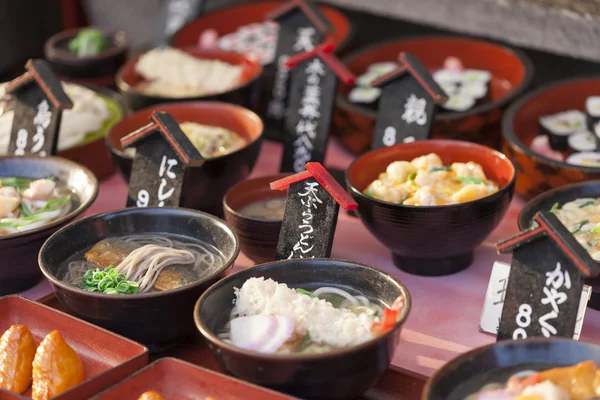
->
356 71 380 87
433 69 462 85
530 135 565 162
586 96 600 132
348 87 382 105
566 151 600 167
539 110 586 151
462 69 492 84
568 131 597 152
460 81 488 100
441 95 476 112
367 62 397 76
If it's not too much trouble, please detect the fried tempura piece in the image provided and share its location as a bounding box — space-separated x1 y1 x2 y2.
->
32 330 84 400
138 391 165 400
0 324 36 393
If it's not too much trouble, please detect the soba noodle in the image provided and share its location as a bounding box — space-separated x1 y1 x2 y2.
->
63 234 226 293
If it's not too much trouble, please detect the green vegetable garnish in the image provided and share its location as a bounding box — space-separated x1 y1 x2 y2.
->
452 177 487 185
579 201 596 208
296 288 316 297
572 220 589 234
590 226 600 234
19 201 31 217
429 166 452 173
408 172 417 181
81 266 139 295
299 331 311 352
550 202 559 213
68 28 108 57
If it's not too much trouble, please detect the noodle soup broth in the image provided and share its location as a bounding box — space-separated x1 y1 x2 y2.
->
61 234 227 295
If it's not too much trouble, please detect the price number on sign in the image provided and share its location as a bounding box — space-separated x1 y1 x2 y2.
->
14 129 28 156
512 303 532 339
137 190 150 207
382 126 396 146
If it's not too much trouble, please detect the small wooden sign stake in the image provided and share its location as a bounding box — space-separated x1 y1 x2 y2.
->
495 211 600 341
121 111 204 208
271 162 357 259
263 0 331 140
5 59 73 157
371 53 448 149
280 43 355 173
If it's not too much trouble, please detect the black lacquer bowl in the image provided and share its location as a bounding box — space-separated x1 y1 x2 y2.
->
346 140 516 276
106 102 263 216
0 156 97 295
518 180 600 310
194 258 411 400
422 338 600 400
38 207 240 352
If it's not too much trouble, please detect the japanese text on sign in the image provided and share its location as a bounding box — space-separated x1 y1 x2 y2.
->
15 99 52 156
292 58 325 172
288 180 323 259
401 94 427 126
513 262 571 339
267 27 316 120
137 155 178 207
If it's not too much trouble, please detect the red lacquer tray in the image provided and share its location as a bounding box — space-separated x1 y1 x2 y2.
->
38 295 425 400
92 358 296 399
0 296 148 400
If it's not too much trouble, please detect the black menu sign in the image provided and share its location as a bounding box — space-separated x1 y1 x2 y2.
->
280 44 355 173
156 0 206 45
5 59 72 157
371 53 447 149
121 111 203 208
496 211 600 341
264 0 330 140
271 162 357 259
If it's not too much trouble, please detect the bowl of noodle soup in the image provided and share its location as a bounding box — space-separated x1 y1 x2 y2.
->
38 207 240 351
0 156 97 295
194 258 411 400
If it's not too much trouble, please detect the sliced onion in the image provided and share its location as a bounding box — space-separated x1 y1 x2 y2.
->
474 390 514 400
314 287 359 306
355 296 370 306
230 315 278 350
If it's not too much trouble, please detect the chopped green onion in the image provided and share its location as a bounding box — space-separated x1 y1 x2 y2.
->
590 226 600 234
407 172 417 181
550 202 559 213
579 201 596 208
20 202 31 217
68 28 108 57
452 177 487 185
572 220 589 234
295 288 316 297
81 265 139 295
429 166 452 173
37 195 71 213
299 331 311 352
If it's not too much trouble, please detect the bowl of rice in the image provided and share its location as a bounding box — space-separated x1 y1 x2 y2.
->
116 47 263 111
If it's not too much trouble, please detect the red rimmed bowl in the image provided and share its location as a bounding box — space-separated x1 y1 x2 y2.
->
106 101 263 216
44 28 129 88
502 76 600 200
334 36 534 154
170 1 354 53
346 139 516 276
116 47 263 111
223 174 289 264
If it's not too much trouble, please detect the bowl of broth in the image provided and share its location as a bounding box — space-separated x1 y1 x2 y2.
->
223 174 289 264
422 338 600 400
106 101 263 216
194 258 411 400
0 156 97 295
38 207 239 351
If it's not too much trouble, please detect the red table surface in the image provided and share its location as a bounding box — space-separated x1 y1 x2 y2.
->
20 139 600 378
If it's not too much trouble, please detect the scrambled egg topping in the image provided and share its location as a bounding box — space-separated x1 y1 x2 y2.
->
363 153 499 206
